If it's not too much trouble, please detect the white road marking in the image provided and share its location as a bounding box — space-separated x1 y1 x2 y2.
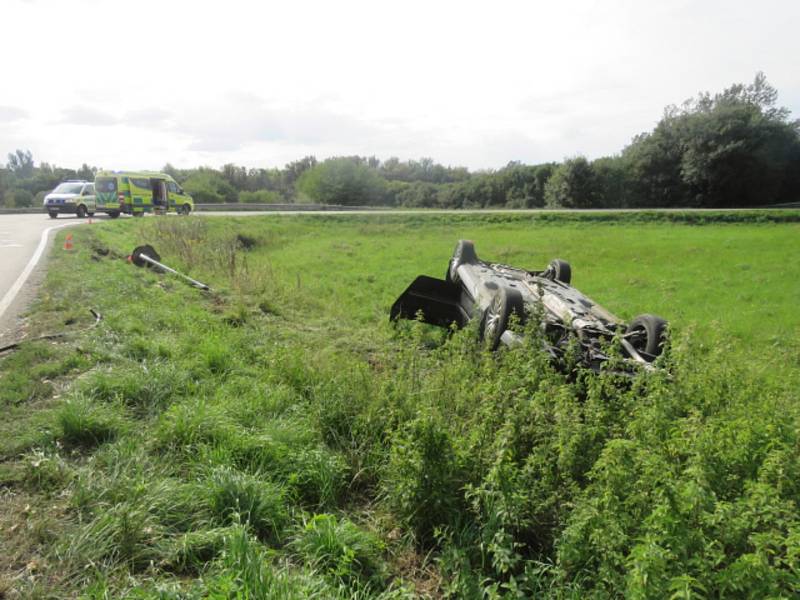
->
0 222 75 321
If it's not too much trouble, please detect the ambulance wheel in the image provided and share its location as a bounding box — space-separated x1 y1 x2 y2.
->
134 212 144 218
76 205 87 219
87 212 95 217
108 211 120 219
181 204 192 215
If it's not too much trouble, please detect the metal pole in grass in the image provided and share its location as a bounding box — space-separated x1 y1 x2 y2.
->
129 245 210 291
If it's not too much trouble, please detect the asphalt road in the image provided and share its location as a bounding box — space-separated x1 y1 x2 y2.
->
0 213 93 343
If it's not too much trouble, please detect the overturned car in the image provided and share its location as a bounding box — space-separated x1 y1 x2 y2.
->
390 240 668 371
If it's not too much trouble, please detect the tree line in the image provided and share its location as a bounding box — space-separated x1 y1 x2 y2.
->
2 74 798 209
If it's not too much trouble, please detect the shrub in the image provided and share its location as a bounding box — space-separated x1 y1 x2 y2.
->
166 527 235 574
207 467 289 545
81 362 190 416
238 189 283 204
383 415 466 545
297 158 387 206
153 401 236 456
204 526 331 597
182 170 237 203
10 188 34 207
291 514 387 590
59 499 164 573
55 396 125 449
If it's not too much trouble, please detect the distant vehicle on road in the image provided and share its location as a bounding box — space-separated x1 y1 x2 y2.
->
94 171 194 217
43 180 96 219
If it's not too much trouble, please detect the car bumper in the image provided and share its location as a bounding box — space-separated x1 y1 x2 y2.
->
45 202 77 214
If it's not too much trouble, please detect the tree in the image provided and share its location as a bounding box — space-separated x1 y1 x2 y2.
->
395 181 440 207
0 168 11 207
591 156 629 207
7 149 34 178
9 188 34 208
622 73 800 207
76 163 96 181
283 156 317 187
162 163 180 180
296 158 386 205
182 169 237 203
544 157 597 208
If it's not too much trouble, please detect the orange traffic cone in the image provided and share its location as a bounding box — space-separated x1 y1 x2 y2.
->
64 233 73 251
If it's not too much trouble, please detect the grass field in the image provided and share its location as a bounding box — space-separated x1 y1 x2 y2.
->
1 212 799 598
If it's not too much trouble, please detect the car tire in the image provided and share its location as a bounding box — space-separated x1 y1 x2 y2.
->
548 259 571 284
181 204 192 215
48 211 58 219
448 240 478 283
76 205 87 219
482 286 526 350
626 314 668 361
133 211 144 218
108 211 120 219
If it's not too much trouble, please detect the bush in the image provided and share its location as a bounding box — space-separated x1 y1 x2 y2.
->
56 396 126 449
291 514 387 589
10 188 34 208
238 189 283 204
383 415 466 545
297 158 387 205
81 363 190 416
207 467 289 544
182 170 237 203
204 526 332 597
544 156 597 208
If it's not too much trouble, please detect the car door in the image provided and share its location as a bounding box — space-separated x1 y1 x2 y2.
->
167 180 191 212
81 183 96 213
165 181 178 210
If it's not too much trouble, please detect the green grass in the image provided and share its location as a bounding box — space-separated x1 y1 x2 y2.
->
0 211 798 598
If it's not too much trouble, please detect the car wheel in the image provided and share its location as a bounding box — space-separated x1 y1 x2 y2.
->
133 211 144 218
482 286 525 350
76 205 87 219
48 211 58 219
181 204 192 215
626 314 668 361
108 211 120 219
448 240 478 283
548 259 571 284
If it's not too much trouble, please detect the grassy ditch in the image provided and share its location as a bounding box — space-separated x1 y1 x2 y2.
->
0 213 799 598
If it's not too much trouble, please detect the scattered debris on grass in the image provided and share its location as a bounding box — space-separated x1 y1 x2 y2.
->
0 310 102 356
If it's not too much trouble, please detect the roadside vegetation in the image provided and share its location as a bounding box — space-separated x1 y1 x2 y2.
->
1 212 799 597
3 74 799 211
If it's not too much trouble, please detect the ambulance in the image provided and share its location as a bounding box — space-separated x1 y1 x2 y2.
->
94 171 194 217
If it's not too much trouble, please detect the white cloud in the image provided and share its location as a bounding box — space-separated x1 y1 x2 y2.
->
59 106 119 127
0 106 28 123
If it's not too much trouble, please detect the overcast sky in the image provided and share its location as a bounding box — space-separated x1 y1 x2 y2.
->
1 0 798 171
